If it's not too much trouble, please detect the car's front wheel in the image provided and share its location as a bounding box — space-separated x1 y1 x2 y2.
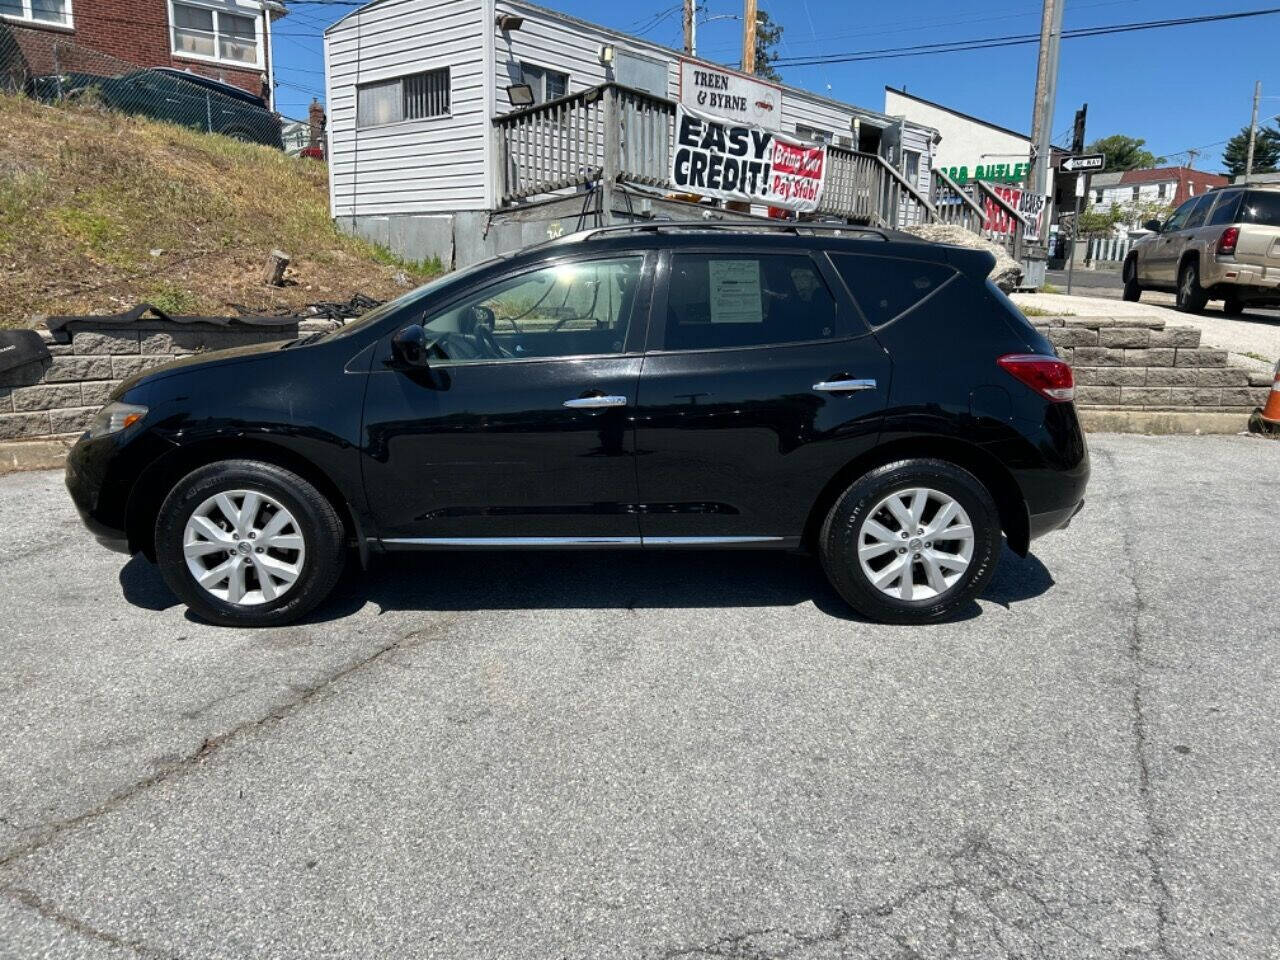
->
155 460 345 627
819 459 1002 625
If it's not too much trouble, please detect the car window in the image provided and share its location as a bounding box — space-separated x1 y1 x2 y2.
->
661 254 838 351
1162 197 1197 233
1182 194 1214 230
829 254 956 327
423 256 643 361
1208 191 1243 226
1239 191 1280 227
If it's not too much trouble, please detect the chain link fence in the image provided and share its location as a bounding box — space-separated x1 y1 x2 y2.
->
0 21 287 149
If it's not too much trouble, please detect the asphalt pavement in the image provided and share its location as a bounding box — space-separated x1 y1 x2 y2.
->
2 433 1279 959
1045 266 1280 324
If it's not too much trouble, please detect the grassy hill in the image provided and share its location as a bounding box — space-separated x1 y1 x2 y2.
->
0 93 441 327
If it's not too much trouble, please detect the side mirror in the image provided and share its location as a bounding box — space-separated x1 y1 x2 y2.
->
1143 219 1162 233
391 323 431 368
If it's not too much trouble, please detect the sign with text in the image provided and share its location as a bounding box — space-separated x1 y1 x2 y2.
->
671 105 827 212
1059 153 1105 173
678 58 782 130
983 186 1047 243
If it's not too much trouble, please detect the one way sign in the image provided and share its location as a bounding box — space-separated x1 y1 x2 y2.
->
1060 153 1106 173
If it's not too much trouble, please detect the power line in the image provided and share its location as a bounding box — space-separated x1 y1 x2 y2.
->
769 7 1280 67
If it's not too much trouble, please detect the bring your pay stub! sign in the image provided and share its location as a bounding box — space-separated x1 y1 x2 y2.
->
671 105 827 213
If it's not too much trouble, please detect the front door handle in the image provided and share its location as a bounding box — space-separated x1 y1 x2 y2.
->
563 395 628 409
813 378 877 393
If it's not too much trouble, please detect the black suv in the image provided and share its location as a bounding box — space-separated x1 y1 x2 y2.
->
66 225 1088 626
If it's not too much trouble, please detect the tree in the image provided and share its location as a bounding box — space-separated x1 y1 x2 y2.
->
753 10 784 82
1222 124 1280 178
1084 134 1164 171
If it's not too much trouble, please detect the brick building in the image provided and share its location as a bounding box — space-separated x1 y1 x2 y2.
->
0 0 286 105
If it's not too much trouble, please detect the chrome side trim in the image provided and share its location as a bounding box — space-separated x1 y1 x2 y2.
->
382 536 643 547
563 395 628 409
642 536 786 545
379 535 786 548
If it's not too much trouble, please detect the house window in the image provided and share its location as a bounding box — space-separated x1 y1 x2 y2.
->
1094 190 1103 203
1157 182 1167 199
170 2 262 67
904 149 921 185
0 0 71 26
357 67 450 128
1131 186 1140 201
794 124 834 144
520 63 568 105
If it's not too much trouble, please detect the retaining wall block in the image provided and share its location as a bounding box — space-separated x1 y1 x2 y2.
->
1122 348 1176 367
1174 348 1228 368
1148 326 1201 348
1098 327 1151 349
80 381 123 406
1168 387 1223 407
1071 347 1126 367
71 330 140 355
1047 327 1099 347
1075 385 1120 405
50 407 97 434
43 356 114 383
1074 367 1147 387
0 411 53 439
1119 386 1173 405
11 384 83 412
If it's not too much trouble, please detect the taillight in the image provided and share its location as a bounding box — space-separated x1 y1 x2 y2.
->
997 354 1075 402
1218 226 1240 255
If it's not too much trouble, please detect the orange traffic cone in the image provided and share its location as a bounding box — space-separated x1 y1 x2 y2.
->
1249 360 1280 435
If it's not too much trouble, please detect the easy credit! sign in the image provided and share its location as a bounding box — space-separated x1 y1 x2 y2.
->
671 105 827 213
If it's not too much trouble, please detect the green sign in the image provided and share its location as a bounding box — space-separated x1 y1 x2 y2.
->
942 161 1030 185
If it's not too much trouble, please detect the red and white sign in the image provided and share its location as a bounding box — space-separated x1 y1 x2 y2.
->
983 186 1047 242
671 104 826 213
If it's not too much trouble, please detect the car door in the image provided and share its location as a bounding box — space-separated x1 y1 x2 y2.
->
632 246 890 547
1148 195 1209 283
361 252 654 544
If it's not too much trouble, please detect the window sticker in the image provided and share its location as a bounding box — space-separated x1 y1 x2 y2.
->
708 260 763 324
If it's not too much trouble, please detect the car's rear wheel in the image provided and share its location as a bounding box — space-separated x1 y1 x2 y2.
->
1122 258 1142 302
819 459 1001 625
1176 260 1208 313
155 460 345 627
1223 297 1245 316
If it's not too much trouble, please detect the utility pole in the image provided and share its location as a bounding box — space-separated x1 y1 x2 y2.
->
683 0 694 57
741 0 758 74
1245 80 1262 184
1029 0 1065 201
1066 103 1086 296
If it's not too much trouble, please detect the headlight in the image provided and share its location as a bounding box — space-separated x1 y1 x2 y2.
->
86 402 148 439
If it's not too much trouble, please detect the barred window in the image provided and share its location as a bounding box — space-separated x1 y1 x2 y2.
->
357 68 450 128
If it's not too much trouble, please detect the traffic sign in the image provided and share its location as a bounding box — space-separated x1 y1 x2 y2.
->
1060 153 1105 173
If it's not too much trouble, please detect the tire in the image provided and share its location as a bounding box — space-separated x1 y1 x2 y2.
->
819 458 1002 625
155 460 345 627
1223 297 1245 316
1122 258 1142 302
1176 259 1208 313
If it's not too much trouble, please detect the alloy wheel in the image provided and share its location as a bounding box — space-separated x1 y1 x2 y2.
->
856 487 975 601
182 489 306 606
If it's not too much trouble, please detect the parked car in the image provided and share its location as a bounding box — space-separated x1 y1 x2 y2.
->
1123 184 1280 314
66 224 1089 627
27 67 283 149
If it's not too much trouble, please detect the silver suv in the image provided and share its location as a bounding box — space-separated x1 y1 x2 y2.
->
1123 184 1280 314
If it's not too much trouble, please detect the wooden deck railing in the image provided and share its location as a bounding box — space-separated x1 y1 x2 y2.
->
492 82 1033 251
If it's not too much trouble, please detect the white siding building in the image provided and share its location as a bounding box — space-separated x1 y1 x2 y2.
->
324 0 939 266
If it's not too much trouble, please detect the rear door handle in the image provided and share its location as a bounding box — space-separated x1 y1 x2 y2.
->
813 378 877 393
563 395 627 409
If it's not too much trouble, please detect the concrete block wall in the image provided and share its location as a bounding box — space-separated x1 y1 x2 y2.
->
0 321 307 441
1034 316 1273 412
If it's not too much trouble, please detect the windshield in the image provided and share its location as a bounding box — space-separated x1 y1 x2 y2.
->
1239 191 1280 227
321 256 506 341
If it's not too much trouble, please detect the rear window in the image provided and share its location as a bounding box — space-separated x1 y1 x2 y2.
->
1208 191 1243 226
830 254 956 327
1239 191 1280 227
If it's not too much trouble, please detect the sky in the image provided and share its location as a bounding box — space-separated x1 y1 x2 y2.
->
270 0 1280 171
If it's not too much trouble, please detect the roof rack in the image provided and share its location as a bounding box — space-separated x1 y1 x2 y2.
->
576 221 893 242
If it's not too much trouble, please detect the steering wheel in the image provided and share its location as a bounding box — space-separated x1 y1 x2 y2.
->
473 322 506 358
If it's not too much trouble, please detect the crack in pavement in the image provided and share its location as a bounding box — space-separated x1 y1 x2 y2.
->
649 835 1141 960
1095 446 1174 959
0 613 461 956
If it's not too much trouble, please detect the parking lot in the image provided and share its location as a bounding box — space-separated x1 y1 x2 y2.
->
1 432 1278 959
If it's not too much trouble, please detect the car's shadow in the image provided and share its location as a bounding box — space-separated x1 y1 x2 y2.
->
120 545 1055 626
